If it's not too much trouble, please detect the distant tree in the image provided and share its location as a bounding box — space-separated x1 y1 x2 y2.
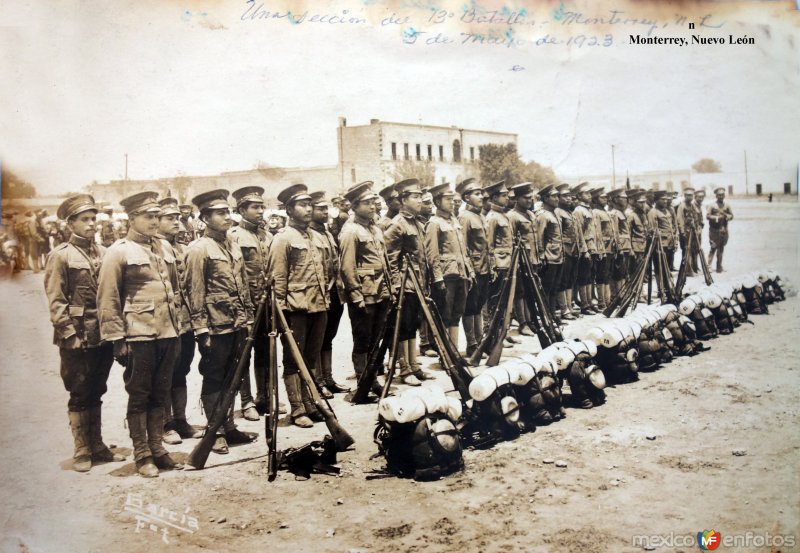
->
479 143 558 187
692 158 722 173
392 159 435 187
518 160 559 188
1 166 37 199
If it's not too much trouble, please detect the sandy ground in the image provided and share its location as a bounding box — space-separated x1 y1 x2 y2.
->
1 198 798 553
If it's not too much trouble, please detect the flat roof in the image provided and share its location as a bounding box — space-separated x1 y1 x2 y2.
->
346 119 517 137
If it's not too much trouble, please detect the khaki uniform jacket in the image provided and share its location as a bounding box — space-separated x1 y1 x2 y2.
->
508 207 542 265
184 227 255 335
378 211 398 233
627 208 651 254
161 237 192 335
267 221 329 313
338 216 391 305
229 219 272 304
676 202 702 236
44 234 105 348
535 205 564 264
609 208 632 254
384 209 431 294
485 204 513 270
573 204 597 254
707 201 733 230
310 221 343 300
593 207 614 255
647 207 676 249
426 210 473 282
458 207 490 276
555 207 580 257
97 228 181 342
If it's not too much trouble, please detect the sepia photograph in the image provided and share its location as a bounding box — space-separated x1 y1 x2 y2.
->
1 0 799 551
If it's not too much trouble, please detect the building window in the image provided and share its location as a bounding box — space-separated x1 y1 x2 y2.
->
416 144 421 161
351 168 356 183
439 145 444 161
452 140 462 163
784 182 791 194
427 145 433 161
391 142 397 160
470 146 475 161
403 143 409 161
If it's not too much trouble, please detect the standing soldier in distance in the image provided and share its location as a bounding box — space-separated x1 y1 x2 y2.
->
484 180 517 342
507 182 541 332
97 192 184 477
338 181 391 395
157 197 202 445
555 184 579 320
457 178 491 357
425 183 474 351
329 195 351 243
591 188 614 310
416 190 438 361
572 183 597 314
378 184 401 232
99 205 119 248
384 179 431 386
45 195 125 472
676 187 700 276
267 184 330 427
535 184 564 318
706 187 733 273
647 191 677 279
228 186 277 419
607 189 632 298
183 189 258 452
308 191 348 397
626 190 651 280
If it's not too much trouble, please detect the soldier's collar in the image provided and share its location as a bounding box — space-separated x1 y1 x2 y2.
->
239 218 261 232
435 208 453 219
467 205 482 214
288 219 309 231
489 203 506 213
69 234 94 248
204 226 228 242
399 208 417 219
127 228 153 244
309 221 327 232
354 213 373 226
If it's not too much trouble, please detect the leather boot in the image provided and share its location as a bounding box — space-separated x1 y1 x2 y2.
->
312 355 334 399
127 412 158 477
162 386 181 445
300 380 325 422
148 407 183 470
171 387 202 439
463 315 476 356
68 411 92 472
201 393 229 454
88 406 124 463
281 374 313 428
321 349 348 393
359 352 384 396
716 249 724 273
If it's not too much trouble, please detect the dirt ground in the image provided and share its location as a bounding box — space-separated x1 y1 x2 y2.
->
1 198 798 553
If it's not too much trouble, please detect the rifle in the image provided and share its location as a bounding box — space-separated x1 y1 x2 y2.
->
266 286 279 481
692 227 714 285
487 247 519 367
517 243 563 346
187 296 267 470
380 261 409 398
274 307 355 452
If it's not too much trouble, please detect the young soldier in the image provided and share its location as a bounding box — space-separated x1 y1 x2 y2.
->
267 184 330 427
647 191 677 278
572 183 597 314
607 189 632 297
457 178 490 357
378 184 401 232
626 190 651 279
507 182 541 331
184 189 258 452
329 195 351 243
535 184 564 318
338 181 391 395
675 187 701 276
706 187 733 273
555 184 579 320
484 180 518 343
591 188 614 310
45 194 125 472
426 183 473 350
308 191 348 397
97 191 183 477
157 197 202 444
384 179 432 386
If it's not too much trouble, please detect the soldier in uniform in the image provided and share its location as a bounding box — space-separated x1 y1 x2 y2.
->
572 183 598 314
97 191 184 477
535 184 564 317
45 195 125 472
416 190 437 359
184 189 258 451
647 191 677 278
267 184 330 427
378 184 401 232
179 204 199 242
707 187 733 273
329 195 351 243
157 197 202 445
555 184 580 320
452 192 463 216
426 183 474 350
591 188 614 310
626 189 651 279
484 180 518 343
228 186 274 419
694 189 706 247
309 191 348 397
607 189 632 297
457 178 490 357
99 205 119 247
507 182 541 332
338 181 391 394
384 179 432 386
676 187 701 276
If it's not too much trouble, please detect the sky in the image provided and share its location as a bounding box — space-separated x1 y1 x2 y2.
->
2 0 799 196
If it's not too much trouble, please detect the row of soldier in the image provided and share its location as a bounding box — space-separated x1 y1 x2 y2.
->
45 178 733 477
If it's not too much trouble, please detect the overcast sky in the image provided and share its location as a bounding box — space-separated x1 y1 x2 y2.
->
2 0 798 196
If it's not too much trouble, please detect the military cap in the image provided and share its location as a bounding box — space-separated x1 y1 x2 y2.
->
277 183 312 206
483 180 508 197
394 178 422 196
378 183 398 202
345 181 376 204
682 187 695 194
607 189 628 200
653 190 669 200
120 191 160 215
628 189 646 201
511 182 534 197
538 183 558 197
590 186 605 197
455 178 481 197
192 189 230 212
713 187 725 194
571 182 589 195
102 204 114 212
158 197 181 217
429 183 454 198
179 204 193 210
57 194 98 221
309 191 329 207
330 195 344 204
232 186 265 207
556 183 572 194
421 191 433 203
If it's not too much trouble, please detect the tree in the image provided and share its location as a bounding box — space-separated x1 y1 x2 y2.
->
479 143 558 187
692 158 722 173
1 166 37 199
518 160 559 188
392 159 435 187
